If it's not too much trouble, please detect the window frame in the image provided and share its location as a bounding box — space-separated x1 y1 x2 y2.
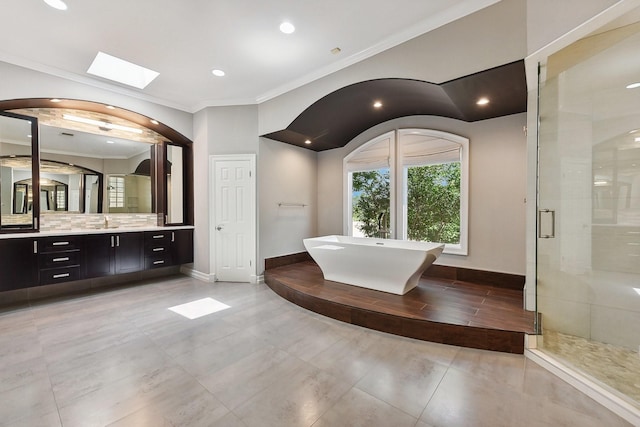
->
343 128 469 256
108 175 125 209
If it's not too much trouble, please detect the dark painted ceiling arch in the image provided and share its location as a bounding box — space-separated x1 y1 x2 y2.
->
262 60 527 152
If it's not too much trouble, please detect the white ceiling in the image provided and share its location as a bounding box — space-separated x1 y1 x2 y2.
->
0 0 498 113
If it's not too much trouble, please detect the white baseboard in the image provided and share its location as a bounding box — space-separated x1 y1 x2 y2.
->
180 266 215 283
525 349 640 426
252 274 264 284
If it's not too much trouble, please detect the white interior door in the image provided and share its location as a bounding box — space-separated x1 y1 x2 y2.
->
211 155 256 282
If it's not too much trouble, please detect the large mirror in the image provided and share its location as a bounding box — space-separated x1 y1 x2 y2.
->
0 112 38 230
0 102 192 231
38 123 154 214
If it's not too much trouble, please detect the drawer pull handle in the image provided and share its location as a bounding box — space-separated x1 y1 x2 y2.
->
153 235 164 239
53 273 70 279
53 257 70 262
153 260 165 265
153 248 164 252
52 241 70 246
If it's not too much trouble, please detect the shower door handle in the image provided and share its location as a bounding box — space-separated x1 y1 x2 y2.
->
538 209 555 239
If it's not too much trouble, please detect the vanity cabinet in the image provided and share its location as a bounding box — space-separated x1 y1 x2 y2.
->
0 238 38 291
84 232 144 278
38 235 82 285
0 228 192 294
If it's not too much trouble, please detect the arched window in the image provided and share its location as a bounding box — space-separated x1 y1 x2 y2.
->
344 128 468 255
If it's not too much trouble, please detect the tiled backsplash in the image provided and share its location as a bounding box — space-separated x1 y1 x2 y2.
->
40 213 159 231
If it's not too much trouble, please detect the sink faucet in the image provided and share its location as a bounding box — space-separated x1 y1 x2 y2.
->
104 215 110 228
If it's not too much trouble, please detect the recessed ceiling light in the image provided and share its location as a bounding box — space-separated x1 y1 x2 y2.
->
87 51 159 89
150 119 159 125
304 140 311 145
476 97 490 105
626 82 640 89
212 69 225 77
331 47 342 55
106 105 116 110
43 0 67 10
280 22 295 34
373 101 383 108
106 140 115 144
50 98 62 103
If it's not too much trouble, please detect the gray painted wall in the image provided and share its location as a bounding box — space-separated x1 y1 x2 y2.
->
0 0 623 280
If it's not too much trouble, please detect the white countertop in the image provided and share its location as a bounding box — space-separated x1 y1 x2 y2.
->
0 225 194 240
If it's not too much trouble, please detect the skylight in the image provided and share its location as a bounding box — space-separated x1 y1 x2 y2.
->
87 52 159 89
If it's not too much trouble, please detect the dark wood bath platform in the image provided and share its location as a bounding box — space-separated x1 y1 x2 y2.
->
264 260 535 354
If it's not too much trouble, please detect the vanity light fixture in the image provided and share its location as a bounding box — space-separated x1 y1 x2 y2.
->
280 22 295 34
626 82 640 89
87 51 159 89
373 101 383 108
476 97 490 106
63 114 143 134
43 0 67 10
212 69 225 77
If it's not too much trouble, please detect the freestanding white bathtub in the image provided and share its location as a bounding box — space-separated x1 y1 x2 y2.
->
303 235 444 295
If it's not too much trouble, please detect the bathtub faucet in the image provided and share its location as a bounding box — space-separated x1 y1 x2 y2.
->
377 212 389 239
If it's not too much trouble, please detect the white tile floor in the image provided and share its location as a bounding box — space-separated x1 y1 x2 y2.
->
0 274 632 426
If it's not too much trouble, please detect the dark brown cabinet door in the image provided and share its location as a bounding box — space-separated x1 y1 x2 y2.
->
114 232 144 274
171 229 193 265
84 234 114 278
84 232 144 277
0 238 37 291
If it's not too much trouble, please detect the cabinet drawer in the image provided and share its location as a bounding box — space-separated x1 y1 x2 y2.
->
40 266 80 285
40 236 82 252
145 254 173 269
40 250 80 268
145 244 170 256
145 231 172 247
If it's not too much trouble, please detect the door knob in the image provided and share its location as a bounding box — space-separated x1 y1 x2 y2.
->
216 225 223 231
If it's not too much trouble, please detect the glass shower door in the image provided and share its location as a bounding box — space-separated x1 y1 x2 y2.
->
536 23 640 407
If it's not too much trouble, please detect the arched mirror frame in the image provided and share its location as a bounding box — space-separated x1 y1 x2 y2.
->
0 98 193 232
